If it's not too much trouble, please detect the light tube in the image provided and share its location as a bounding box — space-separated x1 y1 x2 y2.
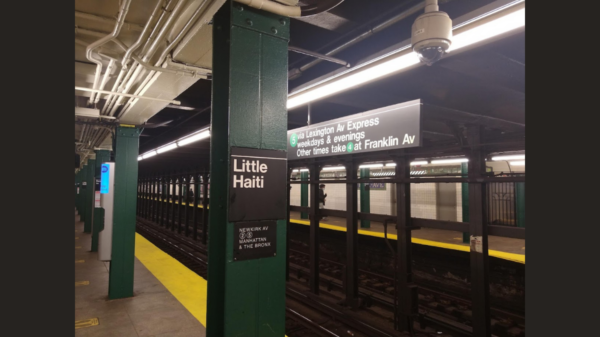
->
177 130 210 146
142 151 157 159
138 156 143 161
322 166 346 171
287 6 524 110
411 161 428 166
359 164 384 169
431 158 468 164
287 53 419 109
156 143 178 154
385 163 397 167
447 8 525 53
300 168 309 172
492 154 525 161
292 169 299 173
510 161 525 166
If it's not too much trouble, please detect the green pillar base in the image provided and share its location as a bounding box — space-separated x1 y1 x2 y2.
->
108 125 140 299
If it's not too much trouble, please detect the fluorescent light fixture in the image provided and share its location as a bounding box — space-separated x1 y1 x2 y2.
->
138 156 143 161
287 53 420 109
359 164 384 169
322 166 346 171
142 151 157 159
156 143 178 154
492 154 525 161
292 169 299 173
510 161 525 166
431 158 468 164
166 104 195 111
287 5 524 110
447 8 525 53
177 130 210 146
385 163 397 167
300 168 309 172
411 161 428 166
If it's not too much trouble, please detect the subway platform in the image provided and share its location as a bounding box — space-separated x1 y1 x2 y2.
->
289 211 525 263
75 211 207 337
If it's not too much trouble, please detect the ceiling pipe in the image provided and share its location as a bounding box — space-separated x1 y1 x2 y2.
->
299 0 344 17
90 0 206 149
107 0 187 118
75 10 144 32
274 0 298 6
101 0 178 117
288 45 350 67
85 0 132 104
118 0 213 119
75 86 181 105
233 0 301 17
122 0 164 70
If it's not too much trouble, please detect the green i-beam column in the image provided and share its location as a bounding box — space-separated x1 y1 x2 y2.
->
84 158 96 234
109 125 141 299
80 164 89 232
300 171 308 219
515 181 525 228
461 162 470 243
207 2 289 336
360 168 371 228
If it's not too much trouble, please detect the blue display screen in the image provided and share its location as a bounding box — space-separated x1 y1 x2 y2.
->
100 164 110 194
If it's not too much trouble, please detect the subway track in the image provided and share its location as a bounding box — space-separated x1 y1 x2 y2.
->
136 217 524 336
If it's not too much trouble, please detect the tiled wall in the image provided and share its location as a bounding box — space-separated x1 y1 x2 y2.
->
290 178 464 221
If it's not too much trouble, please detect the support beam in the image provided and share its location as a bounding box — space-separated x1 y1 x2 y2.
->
206 2 290 335
516 181 525 228
345 161 359 308
467 125 491 336
461 162 469 243
193 173 199 240
201 174 209 245
109 125 140 299
359 168 370 228
309 164 321 295
395 157 418 332
300 171 309 219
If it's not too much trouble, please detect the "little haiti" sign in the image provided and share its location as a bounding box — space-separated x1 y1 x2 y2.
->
287 100 421 160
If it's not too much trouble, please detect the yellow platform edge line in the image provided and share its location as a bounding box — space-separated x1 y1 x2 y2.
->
134 233 289 336
290 219 525 264
135 233 208 326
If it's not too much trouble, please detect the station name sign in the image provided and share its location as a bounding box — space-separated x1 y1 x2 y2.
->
228 147 287 222
287 100 421 160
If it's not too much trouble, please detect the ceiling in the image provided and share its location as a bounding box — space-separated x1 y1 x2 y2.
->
73 0 524 173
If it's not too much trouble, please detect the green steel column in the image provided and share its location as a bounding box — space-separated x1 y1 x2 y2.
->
92 150 111 252
84 159 96 234
75 171 80 213
300 171 308 219
359 168 371 228
80 164 88 231
109 125 141 299
461 162 469 243
516 181 525 228
207 2 289 336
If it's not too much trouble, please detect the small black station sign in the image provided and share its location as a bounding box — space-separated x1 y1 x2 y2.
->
233 220 277 261
228 147 287 222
